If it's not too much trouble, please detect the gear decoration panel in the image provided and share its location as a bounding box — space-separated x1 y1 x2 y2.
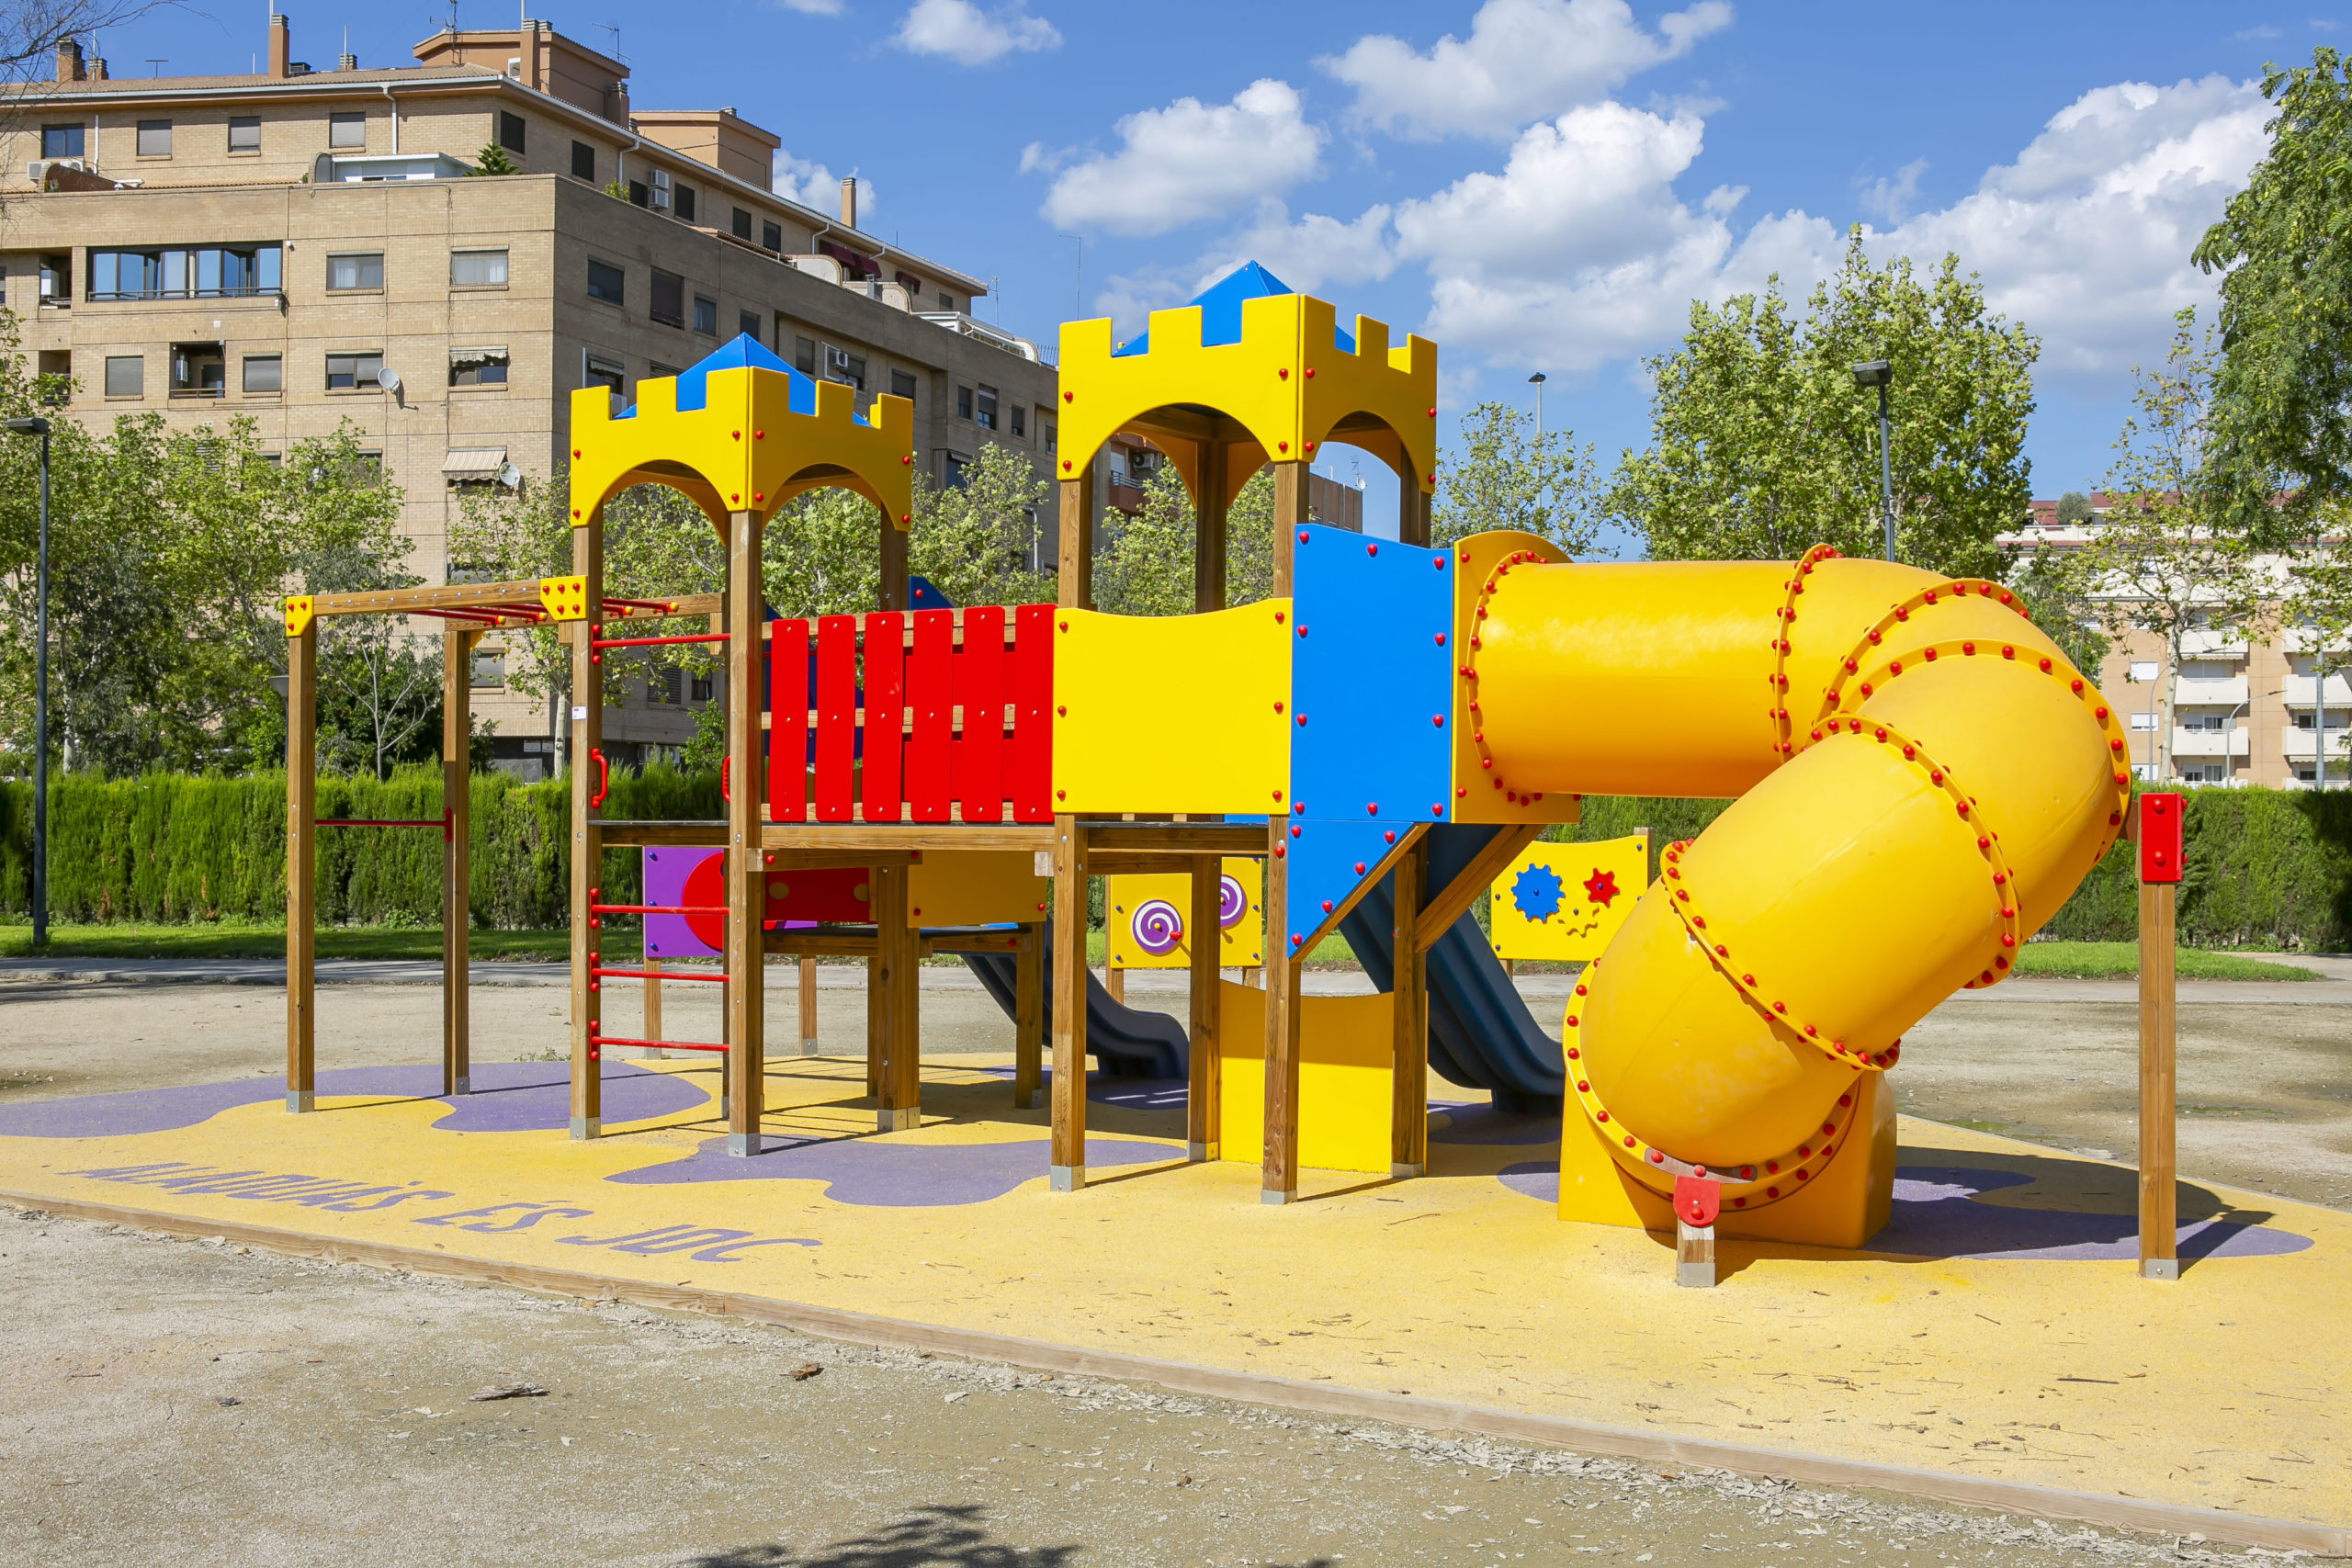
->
1487 833 1650 963
1103 858 1265 970
1278 522 1453 953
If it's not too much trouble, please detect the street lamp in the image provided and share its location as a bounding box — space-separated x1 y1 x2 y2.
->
1850 359 1894 562
1527 371 1547 435
4 415 51 946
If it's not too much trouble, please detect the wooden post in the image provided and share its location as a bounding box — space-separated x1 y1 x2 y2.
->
1389 838 1428 1179
1270 461 1308 596
874 860 921 1132
1262 818 1300 1203
1397 450 1431 548
441 628 475 1096
1057 473 1094 609
2136 891 2179 1280
1013 922 1044 1110
1187 853 1222 1161
1195 438 1227 613
569 519 604 1140
1676 1215 1716 1288
865 952 884 1099
797 954 818 1055
1049 815 1088 1190
879 513 909 613
284 623 316 1113
724 508 766 1156
643 955 662 1050
1104 964 1125 1006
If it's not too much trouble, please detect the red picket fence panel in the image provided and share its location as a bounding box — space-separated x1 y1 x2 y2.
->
814 615 858 822
767 618 809 822
861 612 905 823
906 610 955 821
1008 605 1055 822
952 606 1006 824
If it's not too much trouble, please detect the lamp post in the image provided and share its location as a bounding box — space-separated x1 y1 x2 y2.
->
1527 371 1547 435
5 415 51 946
1850 360 1894 561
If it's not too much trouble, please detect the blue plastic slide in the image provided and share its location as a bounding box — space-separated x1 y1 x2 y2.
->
960 916 1189 1080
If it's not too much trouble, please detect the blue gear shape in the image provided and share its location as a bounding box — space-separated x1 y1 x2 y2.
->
1510 863 1566 924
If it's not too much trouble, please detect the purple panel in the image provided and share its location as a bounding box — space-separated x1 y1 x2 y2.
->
642 846 720 960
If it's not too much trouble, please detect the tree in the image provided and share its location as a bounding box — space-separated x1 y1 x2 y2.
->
2193 48 2352 544
2054 491 2095 528
1431 401 1598 553
470 142 518 176
1608 231 2038 574
2066 311 2266 781
1091 466 1285 615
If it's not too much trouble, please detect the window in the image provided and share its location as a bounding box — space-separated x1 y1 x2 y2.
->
693 295 718 335
2127 660 2159 682
649 167 671 211
104 355 143 397
498 111 526 154
2129 711 2158 732
650 269 684 327
450 249 508 288
1010 403 1025 438
571 140 595 181
470 649 505 689
889 368 917 402
89 244 281 299
449 346 509 388
738 310 761 344
39 254 70 301
675 185 696 223
328 111 366 150
243 355 281 394
648 361 682 380
136 119 171 157
956 385 974 421
1045 421 1055 451
731 207 752 241
228 116 260 152
944 451 971 489
325 351 384 390
41 123 84 158
690 672 712 704
326 252 384 291
170 343 225 397
586 257 624 305
974 384 998 429
762 220 783 253
583 352 625 394
939 291 955 311
628 180 649 208
794 336 817 375
826 346 865 390
649 668 684 705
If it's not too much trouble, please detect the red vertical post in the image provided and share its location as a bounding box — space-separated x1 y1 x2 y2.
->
1009 604 1055 822
768 618 809 822
815 615 857 822
861 612 906 824
953 605 1006 823
906 609 954 822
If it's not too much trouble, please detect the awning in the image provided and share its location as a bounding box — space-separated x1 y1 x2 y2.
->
441 446 507 479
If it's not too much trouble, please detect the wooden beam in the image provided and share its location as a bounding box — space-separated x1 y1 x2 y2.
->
596 819 728 847
1415 824 1546 953
2139 879 2178 1280
568 524 603 1140
1079 824 1265 855
1196 437 1228 613
797 955 818 1056
1187 854 1222 1162
1290 824 1429 962
1390 837 1429 1179
758 824 1055 852
1057 475 1094 610
724 510 766 1156
878 499 909 613
874 862 921 1131
643 955 662 1051
284 624 316 1114
1013 922 1044 1111
1262 816 1300 1204
1397 447 1431 548
1271 462 1309 597
442 628 476 1097
1050 813 1088 1189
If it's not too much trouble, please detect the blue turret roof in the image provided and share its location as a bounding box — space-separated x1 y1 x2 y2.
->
1111 261 1358 358
616 333 861 423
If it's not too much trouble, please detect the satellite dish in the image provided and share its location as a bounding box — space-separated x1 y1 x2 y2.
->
495 461 523 491
376 366 401 394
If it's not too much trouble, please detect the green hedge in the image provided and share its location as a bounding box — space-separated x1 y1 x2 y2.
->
2 774 2346 948
0 765 717 929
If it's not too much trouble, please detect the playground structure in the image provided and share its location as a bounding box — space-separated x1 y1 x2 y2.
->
277 262 2128 1251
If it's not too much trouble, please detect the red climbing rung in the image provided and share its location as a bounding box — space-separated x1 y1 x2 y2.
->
592 632 729 650
317 817 447 829
591 966 727 983
590 1030 728 1055
589 903 728 916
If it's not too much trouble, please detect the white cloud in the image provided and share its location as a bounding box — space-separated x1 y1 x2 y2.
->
769 0 844 14
893 0 1059 65
1042 79 1324 236
1857 157 1928 223
1017 141 1071 175
773 150 875 223
1195 201 1398 296
1321 0 1733 141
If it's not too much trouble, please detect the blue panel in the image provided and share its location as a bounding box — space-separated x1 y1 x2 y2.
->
1112 260 1357 358
1278 523 1454 946
618 333 824 422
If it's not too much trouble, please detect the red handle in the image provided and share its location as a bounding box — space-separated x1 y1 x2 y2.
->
721 756 730 803
591 748 609 808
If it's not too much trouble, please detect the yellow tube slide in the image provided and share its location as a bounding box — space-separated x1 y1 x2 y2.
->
1468 542 2128 1211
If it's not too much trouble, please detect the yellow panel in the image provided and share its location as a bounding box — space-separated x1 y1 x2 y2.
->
1049 603 1292 815
906 851 1048 929
1448 529 1580 825
1216 982 1393 1175
1487 834 1648 963
537 574 589 622
282 595 314 637
1103 860 1264 970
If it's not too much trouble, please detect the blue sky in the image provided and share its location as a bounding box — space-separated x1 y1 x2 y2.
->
119 2 2323 538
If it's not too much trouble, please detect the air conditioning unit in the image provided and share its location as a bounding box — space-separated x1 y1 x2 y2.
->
649 167 671 211
27 158 89 183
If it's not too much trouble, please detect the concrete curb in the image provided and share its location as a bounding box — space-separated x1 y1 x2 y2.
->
8 1189 2344 1558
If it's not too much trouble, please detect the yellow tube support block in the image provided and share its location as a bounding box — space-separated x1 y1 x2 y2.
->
1463 541 2130 1245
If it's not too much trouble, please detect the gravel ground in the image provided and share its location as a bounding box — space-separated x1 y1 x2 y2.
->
0 1208 2287 1568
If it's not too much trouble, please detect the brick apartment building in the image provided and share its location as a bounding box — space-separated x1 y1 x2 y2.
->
1 15 1059 773
2007 497 2349 788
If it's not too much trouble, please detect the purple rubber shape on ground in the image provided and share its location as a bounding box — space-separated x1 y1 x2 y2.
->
0 1063 711 1140
1494 1161 2314 1262
607 1134 1184 1205
1429 1102 1558 1146
972 1066 1190 1112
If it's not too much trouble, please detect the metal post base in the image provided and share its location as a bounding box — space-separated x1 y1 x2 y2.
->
285 1089 313 1114
1049 1164 1083 1192
450 1075 471 1097
1389 1162 1424 1179
1261 1188 1298 1206
1019 1090 1044 1111
720 1096 731 1122
801 1037 820 1056
569 1116 600 1141
1188 1141 1219 1163
1676 1219 1716 1288
728 1132 761 1157
2140 1257 2178 1281
877 1108 921 1133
